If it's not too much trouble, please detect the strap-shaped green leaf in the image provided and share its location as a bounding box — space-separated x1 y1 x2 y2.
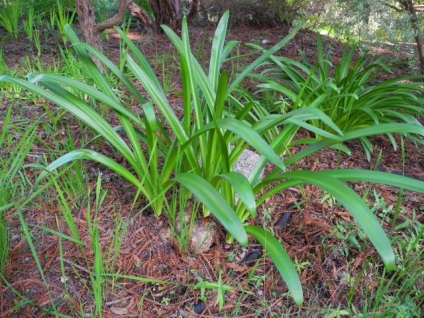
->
209 10 230 90
37 149 142 190
174 173 248 246
321 170 424 193
216 172 257 217
214 118 285 170
281 171 395 270
245 225 303 305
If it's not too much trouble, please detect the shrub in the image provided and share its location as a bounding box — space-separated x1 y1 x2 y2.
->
254 35 424 158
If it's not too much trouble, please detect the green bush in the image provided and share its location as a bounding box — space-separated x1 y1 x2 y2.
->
254 35 424 158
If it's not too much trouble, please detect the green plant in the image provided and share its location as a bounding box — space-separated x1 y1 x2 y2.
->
86 173 108 317
33 29 42 58
194 269 233 311
255 35 424 159
23 6 35 40
0 0 21 39
51 0 76 43
352 214 424 317
2 12 424 307
0 107 37 275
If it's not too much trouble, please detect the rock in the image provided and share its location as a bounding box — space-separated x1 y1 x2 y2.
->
189 218 216 254
193 300 206 314
234 148 263 180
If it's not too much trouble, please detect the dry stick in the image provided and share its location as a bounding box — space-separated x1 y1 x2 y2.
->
57 257 91 275
104 295 133 306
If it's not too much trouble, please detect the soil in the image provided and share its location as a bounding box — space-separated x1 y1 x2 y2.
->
0 23 423 317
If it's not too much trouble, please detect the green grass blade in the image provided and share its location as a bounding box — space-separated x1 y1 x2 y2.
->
16 209 58 313
30 224 82 245
174 173 248 246
245 225 303 305
51 175 82 244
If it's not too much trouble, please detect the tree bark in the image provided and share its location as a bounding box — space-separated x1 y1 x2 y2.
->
76 0 153 49
76 0 102 53
127 1 154 29
187 0 200 20
149 0 182 32
95 0 129 33
399 0 424 74
76 0 154 68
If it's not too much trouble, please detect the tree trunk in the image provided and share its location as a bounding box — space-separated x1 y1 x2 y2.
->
149 0 182 32
76 0 153 68
127 1 154 29
96 0 129 33
187 0 200 20
75 0 102 52
399 0 424 74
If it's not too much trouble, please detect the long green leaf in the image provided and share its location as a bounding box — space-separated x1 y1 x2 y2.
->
0 75 139 172
285 123 424 167
321 170 424 193
217 172 257 217
174 173 248 246
209 10 230 90
37 149 142 189
65 25 115 98
245 225 303 305
125 55 187 142
162 23 216 110
228 22 304 94
114 27 162 89
74 42 146 104
216 118 285 170
281 171 395 269
29 73 143 125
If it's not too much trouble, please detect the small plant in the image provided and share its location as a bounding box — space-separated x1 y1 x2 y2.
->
0 107 37 275
23 6 35 40
254 35 424 158
50 0 76 43
194 270 233 311
33 29 42 58
2 12 424 307
0 0 21 39
353 214 424 317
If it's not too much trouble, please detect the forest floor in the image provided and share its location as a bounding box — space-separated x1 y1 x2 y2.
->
0 23 423 317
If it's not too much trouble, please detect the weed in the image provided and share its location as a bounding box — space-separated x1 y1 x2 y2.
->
0 0 21 39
